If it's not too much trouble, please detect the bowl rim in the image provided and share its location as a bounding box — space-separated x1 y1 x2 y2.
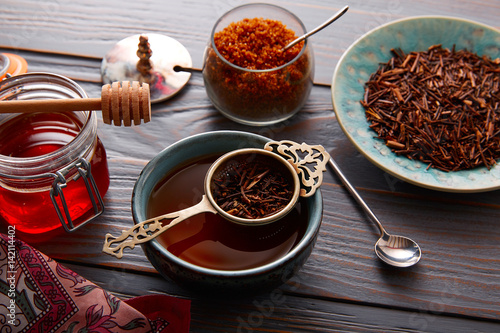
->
131 130 323 276
339 15 499 57
331 15 500 193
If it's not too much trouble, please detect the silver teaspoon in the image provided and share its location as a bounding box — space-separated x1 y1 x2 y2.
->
283 5 349 51
328 157 421 267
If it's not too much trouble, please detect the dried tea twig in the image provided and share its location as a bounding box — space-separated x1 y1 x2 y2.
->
361 45 500 171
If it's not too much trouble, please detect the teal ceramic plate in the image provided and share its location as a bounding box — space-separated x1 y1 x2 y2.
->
332 16 500 192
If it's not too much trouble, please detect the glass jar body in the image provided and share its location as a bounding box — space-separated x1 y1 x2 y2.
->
202 3 314 126
0 73 110 235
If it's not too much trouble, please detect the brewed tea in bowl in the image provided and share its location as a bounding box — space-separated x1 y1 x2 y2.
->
130 131 323 293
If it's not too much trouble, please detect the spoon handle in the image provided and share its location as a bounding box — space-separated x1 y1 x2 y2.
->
283 5 349 51
102 195 217 258
327 157 386 235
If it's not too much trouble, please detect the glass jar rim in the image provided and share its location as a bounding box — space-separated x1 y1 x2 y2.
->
0 72 97 176
209 3 309 73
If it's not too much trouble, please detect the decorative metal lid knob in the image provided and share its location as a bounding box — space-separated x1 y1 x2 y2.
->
101 33 192 104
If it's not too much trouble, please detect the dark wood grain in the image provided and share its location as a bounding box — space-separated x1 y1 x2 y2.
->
2 69 498 323
1 0 499 85
62 263 500 333
1 0 500 331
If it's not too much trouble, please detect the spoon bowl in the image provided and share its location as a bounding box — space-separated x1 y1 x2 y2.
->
328 157 421 267
375 232 422 267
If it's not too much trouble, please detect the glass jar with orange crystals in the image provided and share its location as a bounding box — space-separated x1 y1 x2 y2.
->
202 3 314 126
0 73 110 238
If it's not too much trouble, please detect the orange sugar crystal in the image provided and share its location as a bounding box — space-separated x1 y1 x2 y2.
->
214 17 303 69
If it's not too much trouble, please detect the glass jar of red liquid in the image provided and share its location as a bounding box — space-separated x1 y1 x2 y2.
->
0 73 110 237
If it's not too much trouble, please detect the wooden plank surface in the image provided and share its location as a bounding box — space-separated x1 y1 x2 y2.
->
1 0 500 331
1 0 499 85
1 67 498 325
63 262 500 333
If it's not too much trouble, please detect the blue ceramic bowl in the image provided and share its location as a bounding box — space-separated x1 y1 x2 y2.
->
332 16 500 192
131 131 323 293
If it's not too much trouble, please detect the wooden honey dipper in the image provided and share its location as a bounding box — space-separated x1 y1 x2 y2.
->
0 81 151 126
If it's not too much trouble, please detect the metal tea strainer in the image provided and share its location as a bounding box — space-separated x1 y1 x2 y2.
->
103 140 329 258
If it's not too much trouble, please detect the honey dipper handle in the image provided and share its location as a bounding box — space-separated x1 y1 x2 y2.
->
0 81 151 127
102 195 217 259
0 98 102 114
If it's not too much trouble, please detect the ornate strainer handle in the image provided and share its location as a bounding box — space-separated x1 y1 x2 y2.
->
264 140 330 197
103 195 216 258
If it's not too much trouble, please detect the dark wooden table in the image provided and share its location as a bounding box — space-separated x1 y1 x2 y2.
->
1 0 499 332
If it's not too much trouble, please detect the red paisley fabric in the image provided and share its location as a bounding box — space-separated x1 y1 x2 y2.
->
0 232 190 333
